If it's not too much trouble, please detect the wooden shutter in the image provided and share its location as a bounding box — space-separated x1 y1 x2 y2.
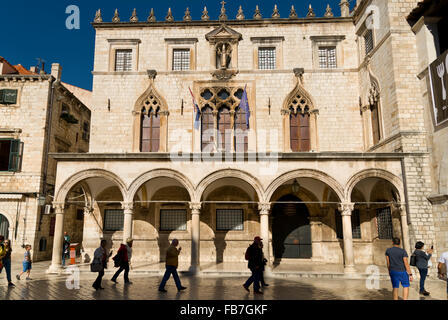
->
8 139 23 172
290 111 300 152
140 112 151 152
299 113 311 152
201 107 214 151
234 107 248 152
218 107 231 152
371 104 381 144
150 110 160 152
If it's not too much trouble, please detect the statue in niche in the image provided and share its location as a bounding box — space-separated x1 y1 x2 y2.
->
216 42 232 70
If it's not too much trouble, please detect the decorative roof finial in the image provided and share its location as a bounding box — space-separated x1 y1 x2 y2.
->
112 9 120 23
236 5 245 20
201 6 210 21
253 5 262 20
289 5 298 19
219 0 228 21
272 4 280 19
147 8 156 22
339 0 350 17
324 4 334 17
165 8 174 22
184 7 192 21
306 4 315 18
130 8 138 22
94 9 103 23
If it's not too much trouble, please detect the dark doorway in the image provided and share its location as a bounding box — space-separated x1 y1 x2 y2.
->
272 194 311 259
0 214 10 239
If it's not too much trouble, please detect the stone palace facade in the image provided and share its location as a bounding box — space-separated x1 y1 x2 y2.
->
43 0 446 275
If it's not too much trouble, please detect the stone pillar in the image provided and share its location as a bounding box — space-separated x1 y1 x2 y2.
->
47 202 65 274
310 110 319 151
281 109 292 152
396 204 411 254
121 202 134 243
310 208 327 262
258 203 271 270
189 202 202 274
338 203 356 273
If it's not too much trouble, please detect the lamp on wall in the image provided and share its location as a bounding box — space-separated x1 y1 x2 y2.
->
292 179 300 194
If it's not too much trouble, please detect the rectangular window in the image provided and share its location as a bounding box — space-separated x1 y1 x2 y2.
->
364 29 374 55
172 49 190 71
0 139 23 172
318 46 337 68
216 209 244 231
160 209 187 231
115 49 133 72
258 47 276 70
0 89 18 104
104 209 124 231
49 216 56 237
376 207 393 239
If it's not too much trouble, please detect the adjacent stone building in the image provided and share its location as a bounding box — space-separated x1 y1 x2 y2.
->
46 0 445 275
0 58 91 261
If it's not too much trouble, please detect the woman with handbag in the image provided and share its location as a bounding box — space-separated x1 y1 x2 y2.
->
92 240 109 290
413 241 433 296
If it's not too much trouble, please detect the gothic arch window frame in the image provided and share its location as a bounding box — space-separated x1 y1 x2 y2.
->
282 79 318 152
133 80 169 153
368 77 383 146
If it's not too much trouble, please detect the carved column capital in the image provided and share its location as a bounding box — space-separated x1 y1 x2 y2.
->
159 110 170 117
52 202 65 214
338 203 354 216
147 69 157 80
258 203 271 215
121 202 134 213
392 203 407 216
83 206 93 215
281 109 291 116
189 202 202 214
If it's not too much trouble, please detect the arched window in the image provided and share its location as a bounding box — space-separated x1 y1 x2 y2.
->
201 106 214 151
140 107 160 152
218 106 231 152
234 107 248 152
290 108 310 152
0 214 9 239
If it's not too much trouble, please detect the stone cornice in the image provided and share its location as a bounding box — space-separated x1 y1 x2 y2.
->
427 194 448 205
366 131 427 153
0 74 52 82
49 152 426 162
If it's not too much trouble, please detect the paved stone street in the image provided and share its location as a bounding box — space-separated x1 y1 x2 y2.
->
1 271 447 300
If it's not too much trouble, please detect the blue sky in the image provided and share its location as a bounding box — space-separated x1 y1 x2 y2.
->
1 0 355 90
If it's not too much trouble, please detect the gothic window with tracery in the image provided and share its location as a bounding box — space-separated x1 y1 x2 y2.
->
140 106 160 152
287 92 312 152
201 106 214 152
234 107 248 152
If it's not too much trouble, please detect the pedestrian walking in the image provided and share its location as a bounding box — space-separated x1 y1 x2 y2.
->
158 239 187 293
91 239 110 290
260 241 269 287
411 241 433 296
1 239 15 287
385 237 413 300
111 238 133 284
62 233 70 267
437 250 448 300
16 244 32 281
243 236 264 294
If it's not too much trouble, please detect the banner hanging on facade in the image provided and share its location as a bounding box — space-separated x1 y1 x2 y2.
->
429 50 448 127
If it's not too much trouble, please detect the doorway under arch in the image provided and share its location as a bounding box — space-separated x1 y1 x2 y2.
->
0 214 9 239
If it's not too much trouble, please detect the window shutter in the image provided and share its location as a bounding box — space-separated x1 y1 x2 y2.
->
8 140 23 172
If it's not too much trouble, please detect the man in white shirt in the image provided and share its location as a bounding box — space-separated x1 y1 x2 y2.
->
438 251 448 300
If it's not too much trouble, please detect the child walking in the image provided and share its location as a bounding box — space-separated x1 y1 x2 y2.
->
16 244 32 280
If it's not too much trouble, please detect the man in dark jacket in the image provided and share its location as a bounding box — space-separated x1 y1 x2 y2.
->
243 236 264 294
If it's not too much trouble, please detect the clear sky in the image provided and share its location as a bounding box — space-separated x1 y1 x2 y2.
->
1 0 355 90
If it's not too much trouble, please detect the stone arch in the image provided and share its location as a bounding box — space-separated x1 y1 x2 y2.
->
194 169 264 203
265 169 344 203
345 169 405 203
0 211 13 239
54 169 128 204
127 169 195 202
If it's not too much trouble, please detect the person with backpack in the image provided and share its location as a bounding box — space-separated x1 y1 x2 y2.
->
111 238 133 284
411 241 433 296
243 236 264 294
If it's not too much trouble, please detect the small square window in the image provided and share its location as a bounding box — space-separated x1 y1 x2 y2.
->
173 49 190 71
115 49 133 72
160 209 187 231
258 47 276 70
104 209 124 231
0 89 18 104
318 47 337 68
216 209 244 231
364 29 374 55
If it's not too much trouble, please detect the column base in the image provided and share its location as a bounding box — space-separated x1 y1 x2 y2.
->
344 265 357 274
188 265 201 275
46 264 63 274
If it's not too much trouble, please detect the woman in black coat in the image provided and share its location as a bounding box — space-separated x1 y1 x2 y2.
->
413 241 433 296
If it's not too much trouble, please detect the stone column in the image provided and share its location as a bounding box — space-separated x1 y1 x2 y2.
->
281 109 292 152
310 208 327 262
47 202 65 274
338 203 356 273
121 202 134 243
396 204 411 254
309 110 319 151
189 202 202 274
259 203 271 271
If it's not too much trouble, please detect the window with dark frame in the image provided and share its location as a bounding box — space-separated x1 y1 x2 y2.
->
0 139 23 172
234 107 248 152
376 207 393 239
115 49 133 72
173 49 191 71
104 209 124 232
318 46 337 68
201 106 214 152
160 209 187 231
258 47 276 70
217 106 231 152
0 89 18 105
290 111 310 152
216 209 244 231
140 107 160 152
364 29 374 55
